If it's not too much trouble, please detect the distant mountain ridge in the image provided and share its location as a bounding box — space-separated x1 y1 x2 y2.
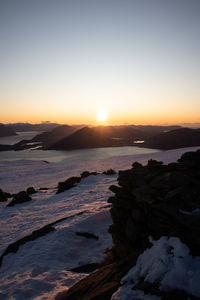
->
47 126 143 150
144 128 200 149
7 122 59 132
3 124 198 152
32 125 77 148
47 125 181 150
0 124 17 137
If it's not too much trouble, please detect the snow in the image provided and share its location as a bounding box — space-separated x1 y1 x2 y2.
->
112 237 200 299
0 146 199 194
0 146 200 299
0 175 115 256
0 210 112 300
0 174 114 299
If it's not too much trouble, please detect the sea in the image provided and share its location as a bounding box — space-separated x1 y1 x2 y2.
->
0 132 160 163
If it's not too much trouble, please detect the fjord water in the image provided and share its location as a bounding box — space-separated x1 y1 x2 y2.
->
0 132 160 163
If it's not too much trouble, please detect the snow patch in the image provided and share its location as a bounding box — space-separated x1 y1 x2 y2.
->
112 237 200 299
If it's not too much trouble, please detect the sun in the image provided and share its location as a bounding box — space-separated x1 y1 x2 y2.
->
97 110 108 122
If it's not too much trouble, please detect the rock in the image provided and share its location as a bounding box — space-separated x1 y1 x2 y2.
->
0 189 11 202
80 171 91 178
80 171 99 178
132 161 143 168
55 256 138 300
69 263 101 273
56 149 200 300
147 159 163 168
75 231 99 240
26 187 36 195
178 151 200 169
0 224 55 267
131 209 145 223
125 218 137 243
7 191 32 207
108 149 200 259
102 169 116 175
57 176 81 194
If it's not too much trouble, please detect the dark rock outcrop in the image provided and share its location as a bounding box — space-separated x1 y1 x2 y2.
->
102 169 116 175
109 149 200 258
56 177 81 194
7 191 32 207
69 263 102 274
75 231 99 240
55 256 138 300
80 171 99 178
26 187 36 195
0 189 11 202
57 149 200 299
0 224 55 267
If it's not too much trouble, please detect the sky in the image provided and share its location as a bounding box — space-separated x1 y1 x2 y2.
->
0 0 200 125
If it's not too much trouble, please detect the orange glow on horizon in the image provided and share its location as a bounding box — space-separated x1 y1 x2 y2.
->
1 110 200 127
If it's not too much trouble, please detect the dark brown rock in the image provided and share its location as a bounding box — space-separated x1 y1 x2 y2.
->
57 176 81 194
7 191 31 207
55 255 138 300
0 189 11 202
75 231 99 240
102 169 116 175
69 263 101 273
26 187 36 195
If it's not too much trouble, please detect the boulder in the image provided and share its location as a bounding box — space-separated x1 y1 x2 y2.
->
26 187 36 195
0 189 11 202
102 169 116 175
57 176 81 194
7 191 31 207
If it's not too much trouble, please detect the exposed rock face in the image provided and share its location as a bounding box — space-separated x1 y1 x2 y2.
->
109 150 200 258
56 150 200 299
55 257 138 300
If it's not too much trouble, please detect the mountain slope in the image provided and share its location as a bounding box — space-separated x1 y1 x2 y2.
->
31 125 77 148
0 124 17 137
48 126 146 150
145 128 200 149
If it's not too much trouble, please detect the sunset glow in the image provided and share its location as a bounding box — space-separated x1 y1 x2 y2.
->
97 110 108 122
0 1 200 125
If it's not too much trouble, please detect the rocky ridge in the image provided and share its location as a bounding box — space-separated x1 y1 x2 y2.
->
57 149 200 299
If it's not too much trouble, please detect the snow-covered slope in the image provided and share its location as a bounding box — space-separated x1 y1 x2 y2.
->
0 146 200 194
0 146 199 299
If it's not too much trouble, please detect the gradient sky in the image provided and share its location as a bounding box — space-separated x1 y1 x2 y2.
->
0 0 200 125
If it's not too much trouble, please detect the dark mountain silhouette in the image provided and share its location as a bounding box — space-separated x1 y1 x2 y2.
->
130 125 181 136
144 128 200 150
0 124 17 137
47 126 147 150
31 125 77 148
7 122 59 132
